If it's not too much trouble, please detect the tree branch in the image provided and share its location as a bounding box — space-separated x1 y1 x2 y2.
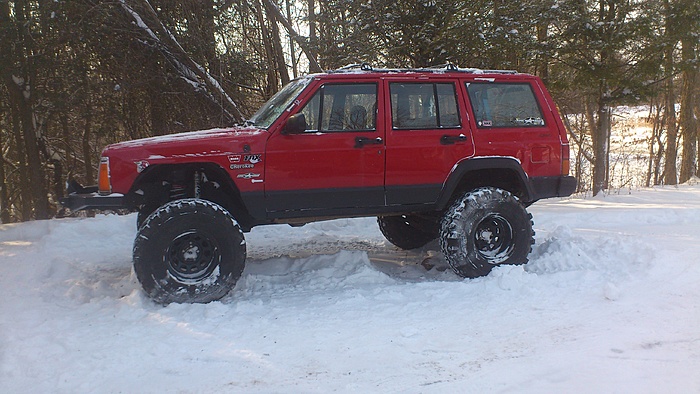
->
260 0 322 73
120 0 245 124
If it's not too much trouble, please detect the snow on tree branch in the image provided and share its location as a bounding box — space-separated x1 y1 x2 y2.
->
119 0 245 124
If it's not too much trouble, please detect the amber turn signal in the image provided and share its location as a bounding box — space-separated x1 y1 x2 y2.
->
98 157 111 195
562 158 570 176
561 145 571 176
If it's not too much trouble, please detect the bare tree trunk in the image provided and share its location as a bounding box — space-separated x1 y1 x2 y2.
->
200 0 218 70
82 100 94 184
586 91 610 196
16 89 49 219
536 23 549 84
286 0 298 78
654 131 664 186
560 110 593 193
309 0 317 63
263 0 290 87
262 0 321 72
1 0 49 220
697 75 700 176
0 2 13 222
4 81 49 219
646 102 664 187
663 82 678 185
663 0 678 185
252 0 279 97
679 38 698 183
0 110 9 223
149 91 168 135
592 99 611 196
9 105 31 220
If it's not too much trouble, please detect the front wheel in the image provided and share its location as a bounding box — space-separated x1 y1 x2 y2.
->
440 187 533 278
136 204 158 230
133 199 246 304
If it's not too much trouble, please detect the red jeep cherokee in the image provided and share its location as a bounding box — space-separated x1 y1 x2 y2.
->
62 64 576 304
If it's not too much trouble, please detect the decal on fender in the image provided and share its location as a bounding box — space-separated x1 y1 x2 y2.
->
244 154 262 164
135 160 150 173
230 164 255 170
237 173 260 179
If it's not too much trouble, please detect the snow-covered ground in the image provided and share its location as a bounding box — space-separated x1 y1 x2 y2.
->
1 186 699 393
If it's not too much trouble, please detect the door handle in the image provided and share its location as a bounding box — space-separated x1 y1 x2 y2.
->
440 134 467 145
355 136 383 148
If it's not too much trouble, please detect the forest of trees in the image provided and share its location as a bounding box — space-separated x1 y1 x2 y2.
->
1 0 699 222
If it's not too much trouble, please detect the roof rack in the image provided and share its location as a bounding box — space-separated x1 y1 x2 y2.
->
337 63 374 71
329 63 518 75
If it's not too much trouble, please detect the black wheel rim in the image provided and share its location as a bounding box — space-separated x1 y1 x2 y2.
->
473 214 514 263
166 230 220 283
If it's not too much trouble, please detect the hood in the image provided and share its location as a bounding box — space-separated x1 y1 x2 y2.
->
105 126 267 156
101 126 268 194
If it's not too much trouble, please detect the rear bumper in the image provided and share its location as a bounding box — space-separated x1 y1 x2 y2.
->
529 175 577 200
59 180 127 211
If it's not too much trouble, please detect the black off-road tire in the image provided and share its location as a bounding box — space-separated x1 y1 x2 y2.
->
440 187 534 278
133 199 246 304
136 205 157 230
378 214 439 250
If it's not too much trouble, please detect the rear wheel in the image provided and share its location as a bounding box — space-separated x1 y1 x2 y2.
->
378 214 439 250
440 187 533 278
133 199 246 304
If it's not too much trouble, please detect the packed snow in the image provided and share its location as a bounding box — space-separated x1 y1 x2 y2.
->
1 186 699 393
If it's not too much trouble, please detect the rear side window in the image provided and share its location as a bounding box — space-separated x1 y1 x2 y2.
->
466 82 545 128
300 83 377 132
390 83 461 129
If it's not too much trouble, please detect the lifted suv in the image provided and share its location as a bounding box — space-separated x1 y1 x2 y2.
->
62 64 576 304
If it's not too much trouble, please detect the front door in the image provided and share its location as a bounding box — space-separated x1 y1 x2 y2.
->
265 82 385 217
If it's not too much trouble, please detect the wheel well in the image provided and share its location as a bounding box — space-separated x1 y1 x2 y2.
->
461 168 525 196
127 163 254 230
440 167 531 210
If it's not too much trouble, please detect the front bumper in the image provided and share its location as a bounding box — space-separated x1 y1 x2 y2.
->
59 180 127 211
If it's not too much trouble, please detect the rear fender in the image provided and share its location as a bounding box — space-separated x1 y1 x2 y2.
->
436 157 533 209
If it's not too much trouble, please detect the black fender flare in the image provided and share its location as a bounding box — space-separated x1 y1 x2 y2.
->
435 157 534 209
125 163 256 230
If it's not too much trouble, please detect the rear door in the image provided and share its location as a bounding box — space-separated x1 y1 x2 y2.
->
383 78 475 206
265 80 385 216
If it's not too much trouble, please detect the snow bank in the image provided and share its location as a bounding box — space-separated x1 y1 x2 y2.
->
1 186 699 393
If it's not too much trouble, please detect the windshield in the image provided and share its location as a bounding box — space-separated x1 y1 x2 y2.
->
248 77 312 129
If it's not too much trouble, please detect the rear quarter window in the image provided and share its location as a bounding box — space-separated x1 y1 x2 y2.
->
466 82 545 128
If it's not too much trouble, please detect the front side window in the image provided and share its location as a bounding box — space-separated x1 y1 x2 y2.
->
390 83 461 130
299 83 377 132
466 82 545 128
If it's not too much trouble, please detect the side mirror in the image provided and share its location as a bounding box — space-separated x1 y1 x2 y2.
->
282 113 307 135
